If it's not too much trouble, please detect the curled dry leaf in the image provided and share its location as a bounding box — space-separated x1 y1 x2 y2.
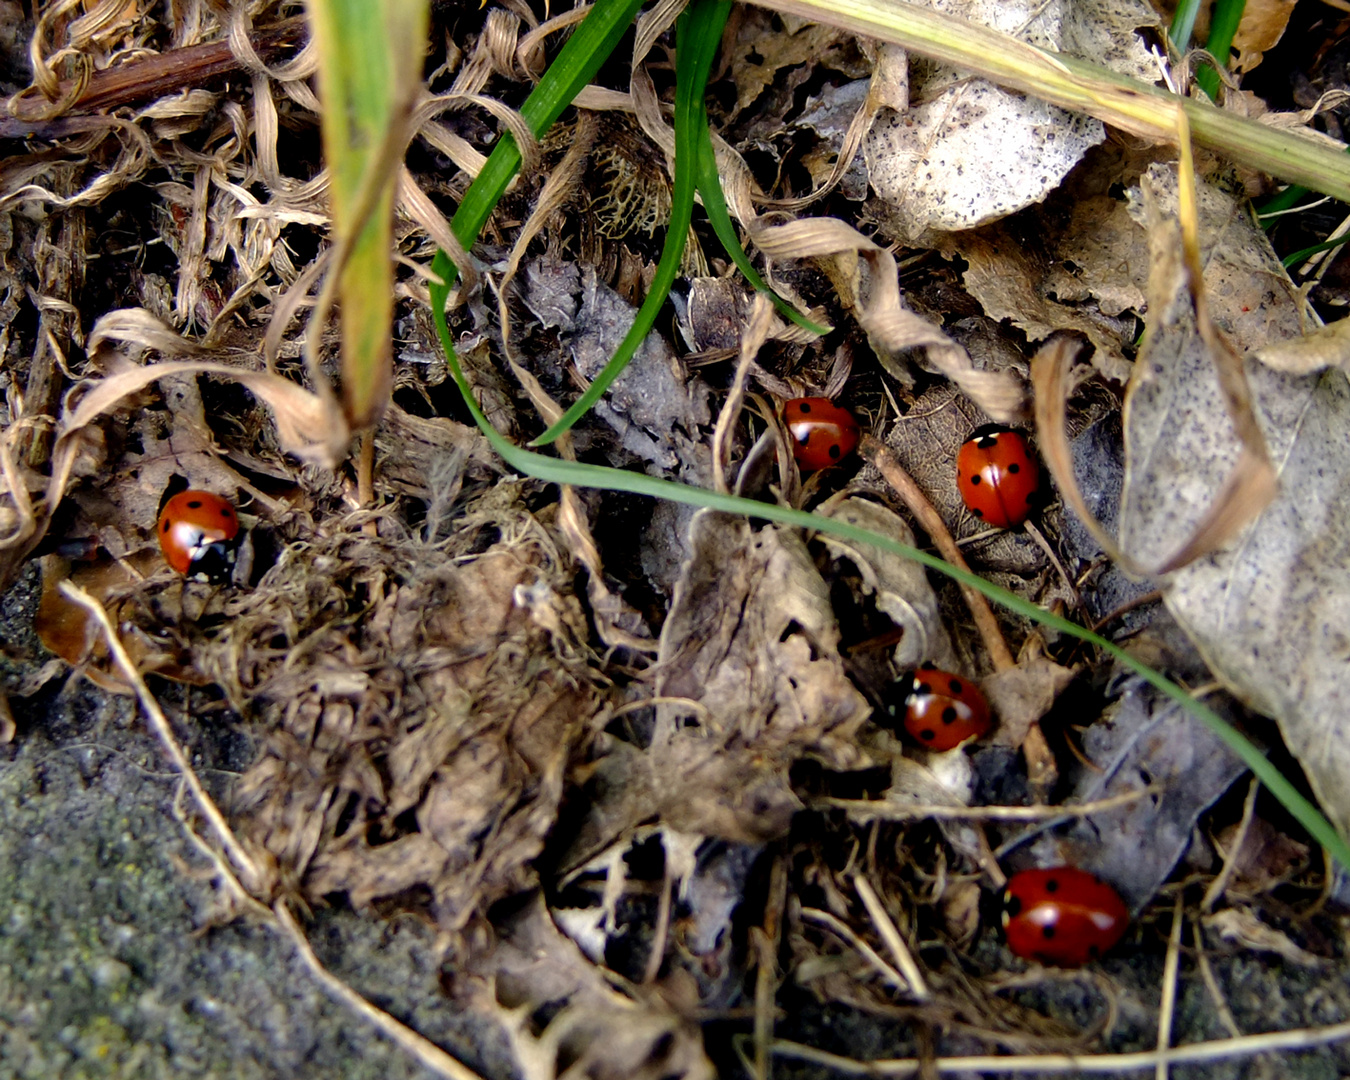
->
1034 164 1287 577
1119 166 1279 574
752 217 1026 422
815 497 958 673
1231 0 1297 73
652 510 872 842
1099 167 1350 844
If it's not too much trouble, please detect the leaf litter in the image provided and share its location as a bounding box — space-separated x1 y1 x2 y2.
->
3 0 1350 1076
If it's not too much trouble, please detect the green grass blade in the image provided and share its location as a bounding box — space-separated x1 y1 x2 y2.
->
443 0 647 268
1196 0 1247 100
529 0 726 446
1169 0 1201 51
427 266 1350 872
1281 232 1350 268
692 111 831 335
309 0 429 429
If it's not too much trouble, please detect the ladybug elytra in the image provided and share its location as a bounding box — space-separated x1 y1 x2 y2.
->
957 424 1039 529
785 397 860 471
1002 866 1129 966
157 490 240 583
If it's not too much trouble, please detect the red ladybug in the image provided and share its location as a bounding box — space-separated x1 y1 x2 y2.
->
898 663 991 751
157 490 240 582
956 424 1039 529
785 398 860 471
1002 867 1130 967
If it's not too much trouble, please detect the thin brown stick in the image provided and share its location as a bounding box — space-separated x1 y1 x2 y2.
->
815 786 1156 822
753 855 789 1080
1155 895 1184 1080
852 873 929 1001
7 18 307 126
769 1017 1350 1075
60 580 268 896
1203 777 1260 913
1192 922 1242 1039
860 434 1014 672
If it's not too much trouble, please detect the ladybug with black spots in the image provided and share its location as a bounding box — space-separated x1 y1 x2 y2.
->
957 424 1039 529
157 489 240 583
784 397 860 471
895 662 991 751
1002 866 1130 967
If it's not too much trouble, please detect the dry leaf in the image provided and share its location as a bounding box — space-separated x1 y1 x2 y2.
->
982 657 1077 748
483 895 714 1080
753 217 1027 421
1231 0 1297 73
1112 167 1350 843
862 0 1157 239
1118 165 1280 573
652 510 872 841
816 497 958 673
1039 680 1247 912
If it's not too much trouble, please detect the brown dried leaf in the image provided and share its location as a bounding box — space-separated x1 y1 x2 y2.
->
982 657 1077 748
1231 0 1297 73
753 217 1027 421
816 497 958 673
652 510 872 842
482 895 714 1080
228 512 603 929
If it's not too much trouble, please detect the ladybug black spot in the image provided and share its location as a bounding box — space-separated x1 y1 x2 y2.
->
972 508 984 518
916 682 931 696
829 444 841 459
970 474 982 485
920 729 936 741
186 499 202 509
941 706 957 723
799 401 812 413
1045 878 1059 893
1007 462 1020 474
1005 895 1022 917
162 520 171 533
221 507 232 517
948 678 963 693
1042 926 1056 940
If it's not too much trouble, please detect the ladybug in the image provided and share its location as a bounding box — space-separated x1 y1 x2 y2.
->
1002 867 1130 967
897 662 991 751
157 490 240 583
956 424 1039 529
784 398 860 471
